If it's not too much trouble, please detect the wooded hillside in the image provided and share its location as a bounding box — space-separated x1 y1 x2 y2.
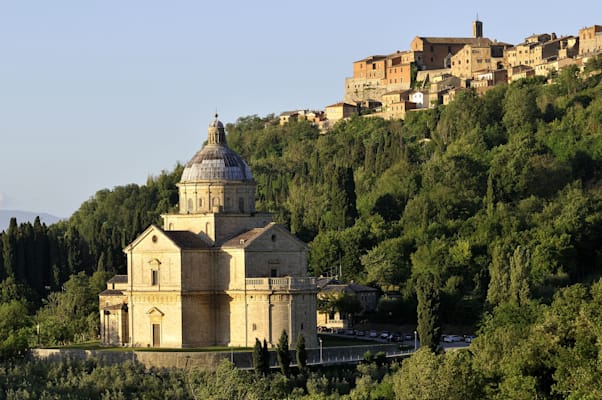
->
0 58 602 398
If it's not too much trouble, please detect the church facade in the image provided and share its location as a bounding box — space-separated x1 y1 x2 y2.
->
99 116 318 348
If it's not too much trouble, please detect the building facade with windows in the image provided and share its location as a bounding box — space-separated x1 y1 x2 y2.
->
99 116 318 349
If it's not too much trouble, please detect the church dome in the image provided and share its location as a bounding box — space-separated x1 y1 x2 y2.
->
180 115 253 182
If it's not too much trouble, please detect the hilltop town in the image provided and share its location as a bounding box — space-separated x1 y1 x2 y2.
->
280 20 602 130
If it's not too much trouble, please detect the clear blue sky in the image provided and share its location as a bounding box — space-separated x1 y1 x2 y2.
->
1 1 600 218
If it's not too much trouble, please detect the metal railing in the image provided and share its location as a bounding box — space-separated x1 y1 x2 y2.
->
233 343 414 370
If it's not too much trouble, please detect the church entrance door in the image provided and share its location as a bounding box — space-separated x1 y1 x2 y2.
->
152 324 160 347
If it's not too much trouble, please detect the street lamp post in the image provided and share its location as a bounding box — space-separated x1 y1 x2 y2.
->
414 330 417 351
319 338 323 363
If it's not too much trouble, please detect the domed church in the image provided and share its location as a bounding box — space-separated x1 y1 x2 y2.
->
99 115 318 348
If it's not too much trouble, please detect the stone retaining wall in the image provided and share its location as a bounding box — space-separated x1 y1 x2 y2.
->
31 343 411 370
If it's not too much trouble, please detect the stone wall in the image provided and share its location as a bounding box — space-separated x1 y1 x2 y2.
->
31 343 411 370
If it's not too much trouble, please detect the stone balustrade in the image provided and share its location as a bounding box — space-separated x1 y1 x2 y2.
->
245 277 316 291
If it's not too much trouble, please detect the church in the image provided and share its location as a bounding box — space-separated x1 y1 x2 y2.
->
99 115 318 348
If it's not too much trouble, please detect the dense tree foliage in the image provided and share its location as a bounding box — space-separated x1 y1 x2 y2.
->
1 57 602 396
223 65 602 330
0 168 182 351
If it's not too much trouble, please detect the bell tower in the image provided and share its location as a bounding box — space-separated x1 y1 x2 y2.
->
473 16 483 38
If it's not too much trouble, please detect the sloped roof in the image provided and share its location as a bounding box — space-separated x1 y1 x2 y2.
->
317 277 337 289
99 289 126 296
163 230 213 250
107 275 128 284
354 55 387 63
347 283 379 293
221 227 265 248
325 102 357 108
220 222 307 250
318 278 378 294
417 37 493 46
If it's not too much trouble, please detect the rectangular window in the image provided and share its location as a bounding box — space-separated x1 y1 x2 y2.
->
270 269 278 277
151 270 159 286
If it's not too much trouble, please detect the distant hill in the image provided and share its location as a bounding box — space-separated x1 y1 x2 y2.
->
0 210 63 232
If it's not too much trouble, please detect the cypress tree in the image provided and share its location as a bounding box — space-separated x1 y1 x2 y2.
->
0 236 4 280
510 246 531 306
2 218 17 279
327 165 358 230
295 333 307 371
262 339 270 375
17 222 32 284
31 217 49 295
252 338 265 376
416 272 441 351
66 226 82 275
276 330 291 377
487 244 511 305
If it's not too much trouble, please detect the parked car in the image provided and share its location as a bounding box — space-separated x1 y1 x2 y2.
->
355 330 365 336
345 329 355 336
387 332 402 342
443 334 463 342
369 330 378 338
380 331 390 339
464 335 476 343
403 333 414 341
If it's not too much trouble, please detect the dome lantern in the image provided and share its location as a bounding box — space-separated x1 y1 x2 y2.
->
207 113 227 145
